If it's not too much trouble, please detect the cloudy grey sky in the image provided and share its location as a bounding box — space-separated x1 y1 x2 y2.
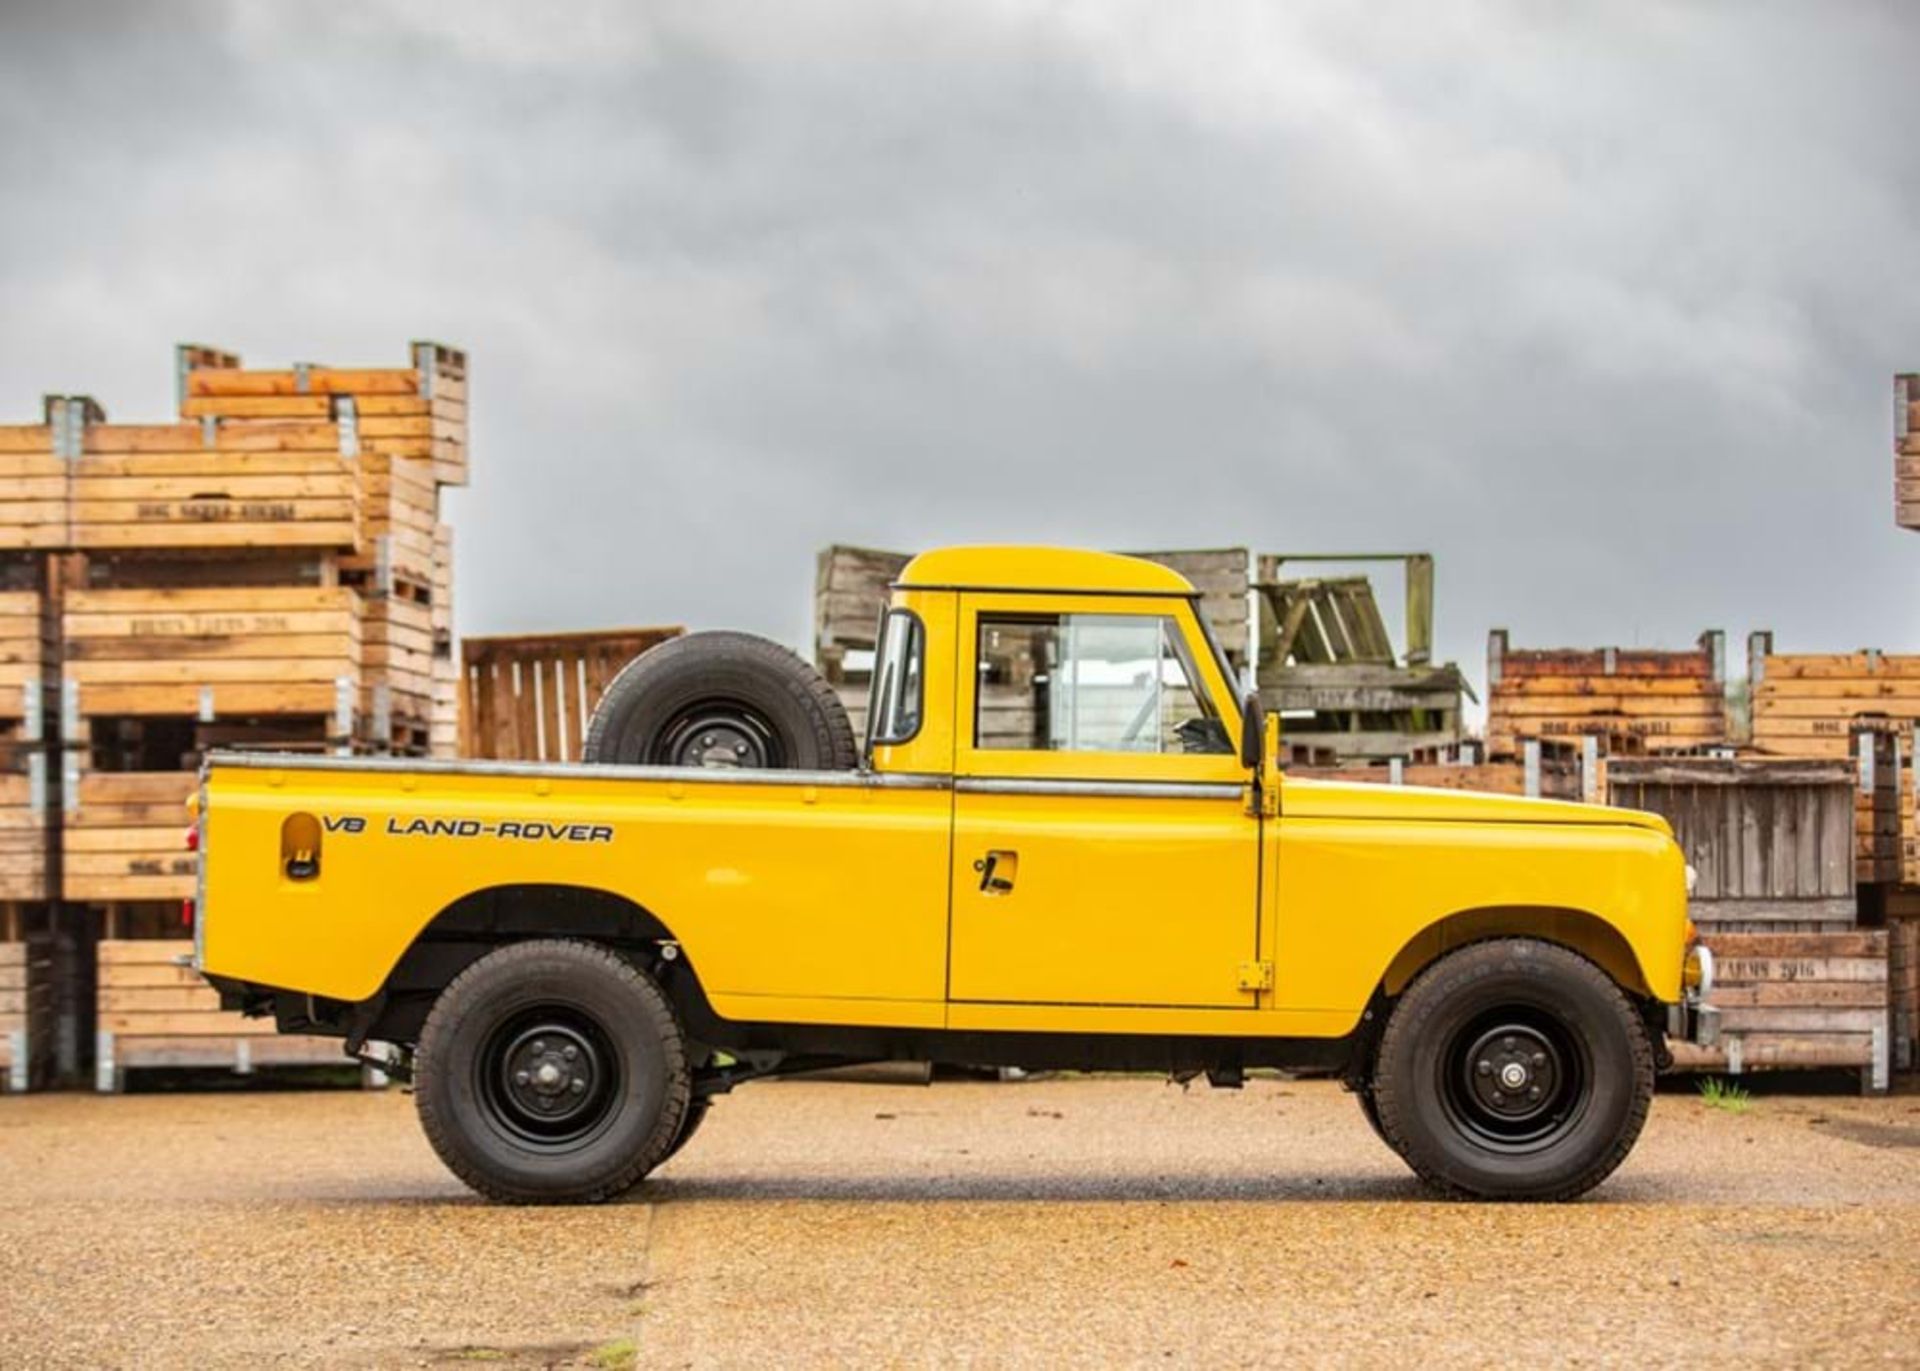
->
3 2 1918 700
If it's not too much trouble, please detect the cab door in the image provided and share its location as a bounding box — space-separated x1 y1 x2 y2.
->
947 594 1260 1009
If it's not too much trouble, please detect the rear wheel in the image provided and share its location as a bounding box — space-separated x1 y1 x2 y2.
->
1372 938 1653 1201
415 940 691 1203
582 631 858 771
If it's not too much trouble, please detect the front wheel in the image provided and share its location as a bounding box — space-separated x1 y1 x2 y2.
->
1371 938 1653 1201
414 940 692 1203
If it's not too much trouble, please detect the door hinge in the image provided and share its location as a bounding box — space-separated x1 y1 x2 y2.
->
1237 960 1273 992
1244 782 1279 818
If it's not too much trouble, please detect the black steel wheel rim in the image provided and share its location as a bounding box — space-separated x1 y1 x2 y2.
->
652 702 784 769
477 1007 623 1151
1437 1006 1589 1153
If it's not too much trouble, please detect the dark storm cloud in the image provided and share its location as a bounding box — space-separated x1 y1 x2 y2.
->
2 2 1918 702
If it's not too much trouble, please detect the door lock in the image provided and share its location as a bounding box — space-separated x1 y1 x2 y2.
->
973 850 1018 894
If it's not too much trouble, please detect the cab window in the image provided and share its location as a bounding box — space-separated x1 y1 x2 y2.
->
976 613 1229 754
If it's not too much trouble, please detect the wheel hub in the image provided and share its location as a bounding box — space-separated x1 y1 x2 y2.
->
655 705 782 769
482 1018 617 1147
1440 1012 1586 1153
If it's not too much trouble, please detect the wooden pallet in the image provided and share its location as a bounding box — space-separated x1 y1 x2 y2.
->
461 628 683 762
1605 758 1855 931
0 936 52 1091
94 938 351 1091
1668 931 1890 1091
1485 630 1727 759
63 771 198 903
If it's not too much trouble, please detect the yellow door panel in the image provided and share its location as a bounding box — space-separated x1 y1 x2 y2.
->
949 784 1258 1009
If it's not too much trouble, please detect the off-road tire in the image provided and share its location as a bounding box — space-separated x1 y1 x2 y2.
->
1372 938 1654 1202
415 940 692 1204
1355 1086 1398 1155
582 630 859 771
661 1099 710 1165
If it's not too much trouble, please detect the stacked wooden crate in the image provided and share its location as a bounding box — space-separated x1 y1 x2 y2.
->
1748 633 1920 884
0 571 51 904
0 339 466 1088
1887 890 1920 1072
461 628 683 762
1607 757 1888 1091
814 546 912 734
179 343 466 755
1485 630 1728 759
94 936 358 1093
1284 744 1585 801
1895 373 1920 530
0 932 52 1092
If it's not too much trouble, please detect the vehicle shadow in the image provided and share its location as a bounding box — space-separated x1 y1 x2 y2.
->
632 1169 1667 1205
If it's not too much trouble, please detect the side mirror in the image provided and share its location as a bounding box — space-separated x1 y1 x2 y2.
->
1240 692 1264 771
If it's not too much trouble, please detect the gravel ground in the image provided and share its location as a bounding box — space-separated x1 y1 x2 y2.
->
0 1076 1915 1368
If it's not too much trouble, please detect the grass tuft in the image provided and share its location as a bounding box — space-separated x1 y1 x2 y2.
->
1697 1076 1752 1114
588 1337 638 1370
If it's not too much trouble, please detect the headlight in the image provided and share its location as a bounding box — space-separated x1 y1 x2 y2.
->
1684 863 1699 896
1683 943 1714 1000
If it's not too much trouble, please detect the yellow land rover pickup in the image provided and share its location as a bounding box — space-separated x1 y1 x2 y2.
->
193 547 1715 1203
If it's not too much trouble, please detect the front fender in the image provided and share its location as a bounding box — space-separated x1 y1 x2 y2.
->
1271 815 1688 1025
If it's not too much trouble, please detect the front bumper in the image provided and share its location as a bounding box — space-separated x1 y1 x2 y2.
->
1666 942 1719 1046
1667 1000 1721 1047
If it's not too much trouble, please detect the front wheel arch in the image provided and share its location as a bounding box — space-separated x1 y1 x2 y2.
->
1378 905 1654 1004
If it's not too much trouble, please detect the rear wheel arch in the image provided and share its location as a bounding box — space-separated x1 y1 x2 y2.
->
371 883 713 1044
1378 905 1653 1004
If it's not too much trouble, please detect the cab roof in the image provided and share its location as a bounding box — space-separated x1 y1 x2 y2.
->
895 546 1195 596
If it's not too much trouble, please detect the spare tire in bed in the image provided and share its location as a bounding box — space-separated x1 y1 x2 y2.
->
581 630 860 771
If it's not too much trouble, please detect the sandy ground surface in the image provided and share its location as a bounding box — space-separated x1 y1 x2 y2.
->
0 1076 1915 1369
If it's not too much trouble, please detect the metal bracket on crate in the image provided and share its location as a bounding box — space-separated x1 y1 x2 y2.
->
198 685 215 723
372 685 392 744
1523 739 1542 798
1859 732 1876 796
1582 736 1600 804
61 753 79 816
199 415 218 449
1388 757 1404 786
235 1039 253 1076
48 398 85 461
20 681 40 743
374 535 393 597
413 340 437 400
60 679 80 740
333 396 359 457
6 1030 25 1093
292 362 312 394
332 677 356 756
1602 646 1617 676
27 752 45 817
95 1030 117 1094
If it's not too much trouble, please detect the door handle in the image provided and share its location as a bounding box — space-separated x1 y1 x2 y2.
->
973 850 1018 894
